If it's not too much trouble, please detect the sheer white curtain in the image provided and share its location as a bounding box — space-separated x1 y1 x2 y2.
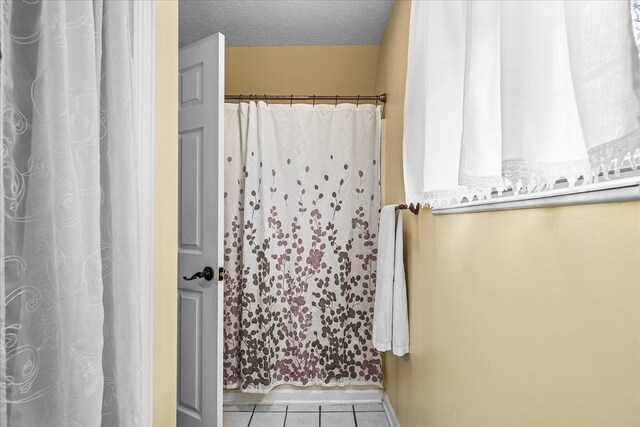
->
403 0 640 206
1 1 146 425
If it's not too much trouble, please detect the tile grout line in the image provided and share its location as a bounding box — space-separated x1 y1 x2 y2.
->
246 405 256 427
352 405 359 427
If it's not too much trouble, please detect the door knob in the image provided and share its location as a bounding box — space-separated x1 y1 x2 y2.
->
183 266 214 281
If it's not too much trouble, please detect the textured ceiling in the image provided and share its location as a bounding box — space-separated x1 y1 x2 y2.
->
179 0 394 47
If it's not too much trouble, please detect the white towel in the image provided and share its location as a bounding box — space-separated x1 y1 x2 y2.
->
373 205 409 356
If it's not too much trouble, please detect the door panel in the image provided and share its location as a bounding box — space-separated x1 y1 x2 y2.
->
178 289 202 415
177 33 225 427
179 129 203 251
180 63 204 107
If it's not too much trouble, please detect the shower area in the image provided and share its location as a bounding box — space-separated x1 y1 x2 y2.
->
221 99 383 396
176 26 394 423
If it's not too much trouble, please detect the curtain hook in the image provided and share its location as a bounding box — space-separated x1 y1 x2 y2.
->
375 95 379 107
239 94 243 103
313 95 316 107
335 95 338 107
290 94 293 107
264 94 268 106
356 95 360 107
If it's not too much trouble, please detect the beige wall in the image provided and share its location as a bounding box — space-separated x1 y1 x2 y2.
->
226 45 379 96
375 2 640 426
154 1 178 426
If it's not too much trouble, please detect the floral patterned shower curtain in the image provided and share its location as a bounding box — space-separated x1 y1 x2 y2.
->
223 101 382 393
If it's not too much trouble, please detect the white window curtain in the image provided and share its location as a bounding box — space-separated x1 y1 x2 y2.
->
403 0 640 206
1 0 149 425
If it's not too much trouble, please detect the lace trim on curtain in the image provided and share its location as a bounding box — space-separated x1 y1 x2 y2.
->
421 187 494 208
458 172 506 193
502 157 593 193
422 159 592 207
420 139 640 209
587 127 640 175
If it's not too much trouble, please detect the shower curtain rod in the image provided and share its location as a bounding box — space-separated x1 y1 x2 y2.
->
225 93 387 104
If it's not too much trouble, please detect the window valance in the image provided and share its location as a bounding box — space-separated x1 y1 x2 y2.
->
403 0 640 207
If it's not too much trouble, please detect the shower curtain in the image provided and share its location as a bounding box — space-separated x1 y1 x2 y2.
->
1 1 145 425
223 101 382 393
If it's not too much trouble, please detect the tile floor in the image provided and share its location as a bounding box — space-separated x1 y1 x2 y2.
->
223 402 391 427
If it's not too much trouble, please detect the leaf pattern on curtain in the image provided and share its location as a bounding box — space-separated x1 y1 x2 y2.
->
223 102 382 393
